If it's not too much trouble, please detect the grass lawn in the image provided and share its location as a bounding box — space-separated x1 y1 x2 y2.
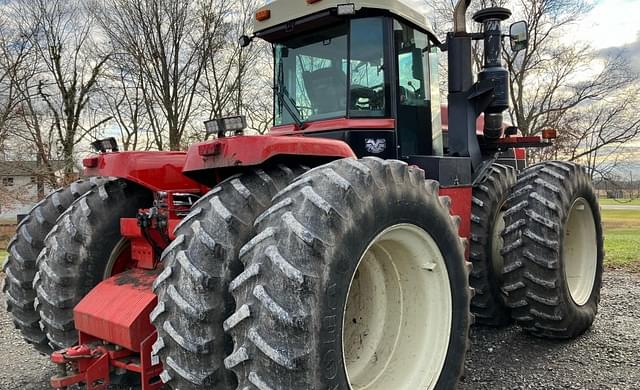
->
602 208 640 272
598 198 640 206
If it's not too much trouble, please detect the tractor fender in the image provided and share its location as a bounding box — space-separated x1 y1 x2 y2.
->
83 151 206 192
182 135 357 174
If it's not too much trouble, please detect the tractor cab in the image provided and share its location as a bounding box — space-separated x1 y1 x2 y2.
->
253 0 444 161
184 0 542 187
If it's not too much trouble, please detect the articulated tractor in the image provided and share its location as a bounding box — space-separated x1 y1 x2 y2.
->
4 0 603 388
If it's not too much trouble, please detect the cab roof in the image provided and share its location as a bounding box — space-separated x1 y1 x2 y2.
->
254 0 436 39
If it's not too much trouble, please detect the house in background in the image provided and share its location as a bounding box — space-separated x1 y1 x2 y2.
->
0 160 65 222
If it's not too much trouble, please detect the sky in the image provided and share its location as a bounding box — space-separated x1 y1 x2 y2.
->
402 0 640 51
584 0 640 175
578 0 640 50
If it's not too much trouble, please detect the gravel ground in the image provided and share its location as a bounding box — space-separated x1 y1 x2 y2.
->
0 270 638 390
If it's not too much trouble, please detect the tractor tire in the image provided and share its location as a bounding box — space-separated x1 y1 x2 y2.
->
501 161 604 339
34 180 152 350
470 164 516 326
2 177 107 354
151 165 303 389
225 158 472 390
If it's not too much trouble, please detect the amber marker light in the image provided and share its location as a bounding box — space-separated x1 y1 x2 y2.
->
256 9 271 21
542 128 558 140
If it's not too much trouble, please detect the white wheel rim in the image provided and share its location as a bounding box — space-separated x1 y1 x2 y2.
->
342 224 452 390
563 198 597 306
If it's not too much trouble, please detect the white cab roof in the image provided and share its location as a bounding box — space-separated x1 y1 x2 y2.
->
254 0 435 37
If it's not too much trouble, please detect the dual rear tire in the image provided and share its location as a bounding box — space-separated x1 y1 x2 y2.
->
468 161 603 337
153 158 471 389
151 165 303 389
224 158 471 389
470 164 516 326
34 180 152 350
501 161 603 338
2 178 108 353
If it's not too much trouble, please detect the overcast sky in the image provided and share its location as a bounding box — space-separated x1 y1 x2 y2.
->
404 0 640 51
578 0 640 50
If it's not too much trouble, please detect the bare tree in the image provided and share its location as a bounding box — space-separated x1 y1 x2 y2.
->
502 0 636 138
534 87 640 178
0 8 62 196
9 0 113 182
200 0 263 120
96 0 230 150
0 14 32 157
98 60 154 151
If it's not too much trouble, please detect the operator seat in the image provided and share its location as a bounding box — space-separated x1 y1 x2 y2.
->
302 68 346 116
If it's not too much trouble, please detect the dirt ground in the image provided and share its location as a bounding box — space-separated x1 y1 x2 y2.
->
0 270 638 390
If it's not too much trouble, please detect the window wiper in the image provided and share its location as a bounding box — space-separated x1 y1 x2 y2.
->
275 85 306 129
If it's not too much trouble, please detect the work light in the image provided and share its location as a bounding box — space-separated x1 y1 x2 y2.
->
204 115 247 137
91 137 119 153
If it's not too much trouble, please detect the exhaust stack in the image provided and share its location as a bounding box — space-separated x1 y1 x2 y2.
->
453 0 471 33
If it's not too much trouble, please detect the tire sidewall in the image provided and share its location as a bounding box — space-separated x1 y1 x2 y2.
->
317 191 468 389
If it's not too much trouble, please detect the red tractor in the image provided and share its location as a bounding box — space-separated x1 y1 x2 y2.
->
3 0 603 389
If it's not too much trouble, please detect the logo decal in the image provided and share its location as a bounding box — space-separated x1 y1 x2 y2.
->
365 138 387 154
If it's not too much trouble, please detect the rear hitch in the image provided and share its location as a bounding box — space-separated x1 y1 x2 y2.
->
50 344 111 390
50 334 163 390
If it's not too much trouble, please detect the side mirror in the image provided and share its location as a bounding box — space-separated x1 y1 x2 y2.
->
239 35 253 48
509 21 528 52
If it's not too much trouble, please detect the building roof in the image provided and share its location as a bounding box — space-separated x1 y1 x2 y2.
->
254 0 435 37
0 160 65 177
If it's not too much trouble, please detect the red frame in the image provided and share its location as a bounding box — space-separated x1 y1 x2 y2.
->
120 217 180 270
440 186 472 257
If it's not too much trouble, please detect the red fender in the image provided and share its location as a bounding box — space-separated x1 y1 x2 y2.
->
183 135 356 174
83 151 206 192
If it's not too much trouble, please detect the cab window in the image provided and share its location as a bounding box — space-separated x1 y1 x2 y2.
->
349 17 386 117
394 20 432 157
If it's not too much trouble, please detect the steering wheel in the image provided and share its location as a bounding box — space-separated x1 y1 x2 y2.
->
351 84 384 110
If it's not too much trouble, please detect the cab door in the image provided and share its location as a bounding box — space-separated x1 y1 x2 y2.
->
393 20 434 158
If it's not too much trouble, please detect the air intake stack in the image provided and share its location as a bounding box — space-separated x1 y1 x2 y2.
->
473 7 512 140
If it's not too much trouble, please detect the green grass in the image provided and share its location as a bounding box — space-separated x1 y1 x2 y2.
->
598 198 640 206
0 250 6 269
602 208 640 272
